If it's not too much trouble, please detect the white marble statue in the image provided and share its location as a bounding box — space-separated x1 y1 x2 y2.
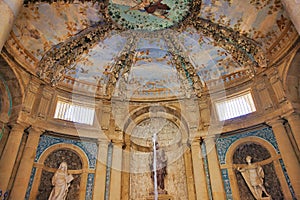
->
237 156 271 200
48 162 74 200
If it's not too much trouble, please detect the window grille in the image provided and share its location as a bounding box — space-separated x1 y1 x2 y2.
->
54 100 95 125
215 92 256 121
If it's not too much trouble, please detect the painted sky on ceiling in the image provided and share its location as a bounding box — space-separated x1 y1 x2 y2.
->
11 0 292 98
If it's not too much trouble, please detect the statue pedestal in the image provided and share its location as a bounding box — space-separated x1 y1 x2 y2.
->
145 194 173 200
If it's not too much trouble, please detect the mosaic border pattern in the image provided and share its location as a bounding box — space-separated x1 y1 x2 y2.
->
216 127 296 199
25 167 36 200
279 159 296 199
86 173 95 200
221 169 233 200
34 135 98 169
216 127 279 165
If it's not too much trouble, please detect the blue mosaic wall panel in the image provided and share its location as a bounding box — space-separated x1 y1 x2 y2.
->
35 135 98 169
86 173 95 200
215 127 295 199
221 169 233 200
279 159 296 199
25 167 36 200
216 127 279 165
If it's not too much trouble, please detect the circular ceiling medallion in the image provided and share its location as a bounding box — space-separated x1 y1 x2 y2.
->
108 0 191 31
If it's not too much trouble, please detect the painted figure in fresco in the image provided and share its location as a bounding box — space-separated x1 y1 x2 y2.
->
149 142 168 194
237 156 271 199
129 0 171 19
48 162 74 200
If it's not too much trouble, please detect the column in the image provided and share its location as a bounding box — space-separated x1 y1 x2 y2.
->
183 145 196 200
10 127 43 199
281 0 300 34
191 139 209 200
121 140 130 200
0 0 24 51
0 123 26 192
93 139 109 200
268 118 300 199
109 141 123 200
204 135 226 200
285 112 300 150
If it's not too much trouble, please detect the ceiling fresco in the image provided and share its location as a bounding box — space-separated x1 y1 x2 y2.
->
7 0 297 99
199 0 287 48
108 0 191 30
13 2 104 59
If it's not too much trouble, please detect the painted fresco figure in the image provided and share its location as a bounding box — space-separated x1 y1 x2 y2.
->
149 142 168 194
48 162 74 200
129 0 171 19
237 156 271 200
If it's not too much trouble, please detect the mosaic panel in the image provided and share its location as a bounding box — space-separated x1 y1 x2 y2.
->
216 127 296 199
221 169 233 200
35 135 98 169
216 127 279 165
25 167 36 200
86 173 95 200
279 159 296 200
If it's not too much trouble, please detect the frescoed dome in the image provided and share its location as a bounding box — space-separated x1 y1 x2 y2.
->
7 0 294 100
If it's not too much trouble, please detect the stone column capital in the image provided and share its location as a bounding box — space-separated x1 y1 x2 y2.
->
266 117 285 127
28 126 44 135
10 122 27 131
97 137 110 145
284 112 300 121
111 139 124 147
203 134 217 141
190 137 201 146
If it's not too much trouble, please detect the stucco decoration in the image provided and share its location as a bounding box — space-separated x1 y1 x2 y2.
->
8 0 294 97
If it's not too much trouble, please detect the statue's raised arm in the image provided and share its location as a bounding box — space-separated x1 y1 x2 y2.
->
237 156 271 200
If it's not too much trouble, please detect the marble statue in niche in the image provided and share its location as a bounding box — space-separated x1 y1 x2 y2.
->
149 142 168 194
48 162 74 200
237 156 271 200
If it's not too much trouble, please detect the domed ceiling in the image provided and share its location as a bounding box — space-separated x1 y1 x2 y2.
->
6 0 297 100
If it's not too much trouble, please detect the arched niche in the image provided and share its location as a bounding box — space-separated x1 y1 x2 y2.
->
122 105 192 200
29 143 89 200
225 136 293 200
123 105 190 144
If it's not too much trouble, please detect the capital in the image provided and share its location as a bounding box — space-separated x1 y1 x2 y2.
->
9 122 28 132
28 126 44 135
266 117 285 127
284 112 300 122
